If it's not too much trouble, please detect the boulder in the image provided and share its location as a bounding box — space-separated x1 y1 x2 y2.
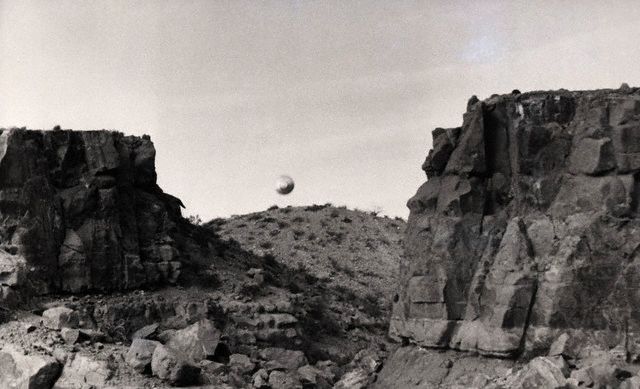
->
268 370 302 389
131 323 159 340
503 357 568 389
622 376 640 389
166 319 228 363
53 353 113 388
298 365 331 388
259 347 308 371
229 353 255 375
151 344 201 385
570 355 633 389
253 368 269 388
43 307 79 330
0 345 61 389
126 339 161 374
0 250 25 287
333 368 370 389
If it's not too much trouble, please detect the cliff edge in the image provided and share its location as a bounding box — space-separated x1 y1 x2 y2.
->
0 128 188 304
391 86 640 359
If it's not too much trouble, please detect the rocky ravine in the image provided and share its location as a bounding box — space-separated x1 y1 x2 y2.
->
0 128 403 389
377 86 640 388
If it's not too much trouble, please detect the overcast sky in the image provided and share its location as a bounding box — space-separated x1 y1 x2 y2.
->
2 1 640 219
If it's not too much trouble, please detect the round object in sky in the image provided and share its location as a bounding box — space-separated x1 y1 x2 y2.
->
275 175 295 195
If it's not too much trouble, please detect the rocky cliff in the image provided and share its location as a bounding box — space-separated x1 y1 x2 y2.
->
391 87 640 359
0 128 188 305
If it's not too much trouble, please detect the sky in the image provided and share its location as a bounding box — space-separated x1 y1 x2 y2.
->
2 1 640 220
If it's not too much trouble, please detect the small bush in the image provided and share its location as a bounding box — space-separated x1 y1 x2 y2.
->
302 296 342 336
328 257 355 277
277 220 290 229
267 205 279 211
187 214 203 225
334 285 358 302
326 230 344 244
362 293 383 317
259 241 273 249
304 203 331 212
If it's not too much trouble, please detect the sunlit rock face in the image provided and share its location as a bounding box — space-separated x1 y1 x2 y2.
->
392 87 640 358
0 129 187 305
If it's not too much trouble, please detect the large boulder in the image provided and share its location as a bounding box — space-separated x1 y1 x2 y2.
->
53 353 113 389
501 357 568 389
165 319 228 363
0 344 61 389
258 347 308 371
126 339 161 374
151 344 201 386
42 307 79 330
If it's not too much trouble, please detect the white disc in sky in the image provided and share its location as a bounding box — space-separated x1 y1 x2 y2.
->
275 175 295 195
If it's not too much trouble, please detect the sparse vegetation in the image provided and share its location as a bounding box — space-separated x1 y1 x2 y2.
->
304 203 331 212
259 241 273 249
277 220 290 229
210 204 405 322
187 214 203 225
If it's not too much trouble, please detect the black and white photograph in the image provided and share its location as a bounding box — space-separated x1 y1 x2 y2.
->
2 1 640 388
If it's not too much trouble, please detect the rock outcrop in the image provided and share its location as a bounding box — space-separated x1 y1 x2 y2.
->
392 87 640 358
0 128 187 305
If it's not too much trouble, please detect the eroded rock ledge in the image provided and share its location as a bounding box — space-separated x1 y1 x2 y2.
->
0 128 187 304
392 87 640 358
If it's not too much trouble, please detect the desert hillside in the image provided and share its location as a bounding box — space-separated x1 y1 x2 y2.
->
208 204 404 307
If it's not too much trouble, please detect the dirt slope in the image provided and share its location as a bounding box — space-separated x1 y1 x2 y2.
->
208 204 405 308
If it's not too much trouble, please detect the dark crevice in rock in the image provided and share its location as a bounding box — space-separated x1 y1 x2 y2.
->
518 278 538 358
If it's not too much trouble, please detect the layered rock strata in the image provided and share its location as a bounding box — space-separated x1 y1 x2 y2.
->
0 128 186 304
392 87 640 357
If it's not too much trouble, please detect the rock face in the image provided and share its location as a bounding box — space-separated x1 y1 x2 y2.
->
0 128 186 305
392 87 640 357
0 345 61 389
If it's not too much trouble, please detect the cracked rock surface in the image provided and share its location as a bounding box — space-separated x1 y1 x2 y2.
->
392 87 640 358
0 129 187 304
